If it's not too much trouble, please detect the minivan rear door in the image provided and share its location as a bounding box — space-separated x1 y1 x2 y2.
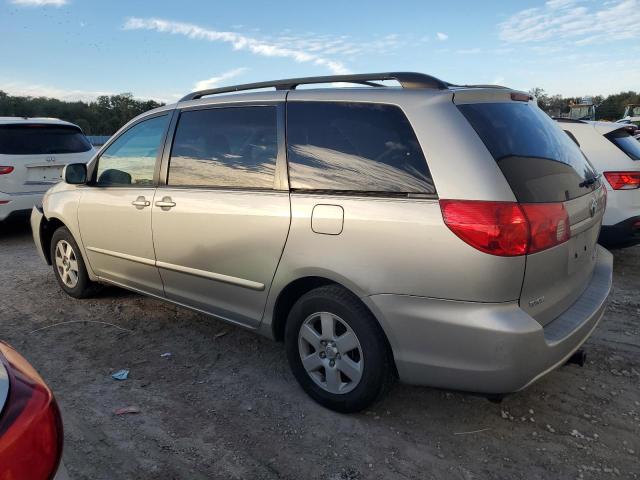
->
457 97 606 326
0 124 94 194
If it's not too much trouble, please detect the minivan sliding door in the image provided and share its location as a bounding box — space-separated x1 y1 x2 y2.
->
152 100 290 328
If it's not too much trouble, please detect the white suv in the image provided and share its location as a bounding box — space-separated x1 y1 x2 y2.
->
557 119 640 247
0 117 94 222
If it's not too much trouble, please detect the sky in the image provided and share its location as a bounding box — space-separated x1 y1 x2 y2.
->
0 0 638 103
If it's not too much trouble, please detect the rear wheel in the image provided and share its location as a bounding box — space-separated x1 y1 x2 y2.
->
50 227 97 298
285 285 395 413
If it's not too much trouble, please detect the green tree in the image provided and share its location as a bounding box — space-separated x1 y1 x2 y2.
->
0 91 163 135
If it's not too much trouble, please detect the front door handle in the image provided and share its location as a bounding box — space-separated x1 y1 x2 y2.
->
131 196 151 209
155 196 176 210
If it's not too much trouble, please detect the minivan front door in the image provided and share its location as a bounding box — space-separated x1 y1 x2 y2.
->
78 114 170 296
151 103 290 327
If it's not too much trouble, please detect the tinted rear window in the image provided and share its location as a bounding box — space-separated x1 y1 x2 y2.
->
458 103 599 202
287 102 435 195
0 124 92 155
606 129 640 161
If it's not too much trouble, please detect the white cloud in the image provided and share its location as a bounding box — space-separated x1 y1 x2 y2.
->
436 32 448 41
123 17 350 74
456 48 482 55
10 0 67 6
0 80 175 103
545 0 577 9
193 67 248 91
499 0 640 44
0 82 110 101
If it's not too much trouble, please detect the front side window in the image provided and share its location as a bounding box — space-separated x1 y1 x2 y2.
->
286 102 435 195
168 106 277 189
95 115 168 186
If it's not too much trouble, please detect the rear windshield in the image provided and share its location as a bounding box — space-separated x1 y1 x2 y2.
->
458 102 599 203
606 129 640 160
0 124 92 155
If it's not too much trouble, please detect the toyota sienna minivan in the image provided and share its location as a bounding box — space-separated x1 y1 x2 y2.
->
31 72 613 412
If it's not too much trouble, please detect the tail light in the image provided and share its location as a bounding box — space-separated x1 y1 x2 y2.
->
0 343 63 480
439 200 529 256
440 200 570 256
520 203 570 254
603 171 640 190
0 166 14 175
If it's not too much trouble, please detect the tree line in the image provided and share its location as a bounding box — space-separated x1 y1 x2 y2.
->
529 88 639 120
0 88 637 135
0 91 164 135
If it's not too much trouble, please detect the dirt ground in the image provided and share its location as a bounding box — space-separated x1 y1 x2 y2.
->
0 219 638 480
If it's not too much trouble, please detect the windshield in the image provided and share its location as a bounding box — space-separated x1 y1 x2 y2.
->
607 129 640 161
458 102 599 202
0 124 92 155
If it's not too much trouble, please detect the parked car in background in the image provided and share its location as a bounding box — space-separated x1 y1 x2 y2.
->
0 341 68 479
32 72 612 412
557 119 640 247
617 103 640 127
0 117 94 222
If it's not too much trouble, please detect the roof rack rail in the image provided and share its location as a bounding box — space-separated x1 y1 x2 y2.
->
179 72 449 102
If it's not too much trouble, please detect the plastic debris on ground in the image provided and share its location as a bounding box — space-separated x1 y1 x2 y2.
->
114 406 140 415
111 369 129 381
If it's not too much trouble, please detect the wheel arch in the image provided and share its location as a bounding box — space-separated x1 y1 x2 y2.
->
269 276 396 371
39 216 67 265
271 276 336 342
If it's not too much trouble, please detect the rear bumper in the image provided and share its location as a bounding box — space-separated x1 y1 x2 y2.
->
366 245 613 394
599 215 640 248
0 190 46 222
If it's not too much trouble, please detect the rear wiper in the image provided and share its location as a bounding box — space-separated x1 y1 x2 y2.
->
579 174 601 188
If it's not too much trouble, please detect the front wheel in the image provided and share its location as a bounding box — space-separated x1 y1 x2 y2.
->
285 285 396 413
50 227 97 298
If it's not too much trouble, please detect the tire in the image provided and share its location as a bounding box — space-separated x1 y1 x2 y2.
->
285 285 396 413
50 227 97 299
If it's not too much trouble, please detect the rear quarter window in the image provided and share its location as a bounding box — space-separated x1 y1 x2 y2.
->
286 101 435 195
0 124 92 155
458 102 599 202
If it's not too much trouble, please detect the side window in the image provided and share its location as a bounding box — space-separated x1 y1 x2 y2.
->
168 106 278 189
286 102 435 194
95 115 168 186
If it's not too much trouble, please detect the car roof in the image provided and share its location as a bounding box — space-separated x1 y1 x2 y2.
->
0 116 80 128
176 71 521 105
555 118 627 136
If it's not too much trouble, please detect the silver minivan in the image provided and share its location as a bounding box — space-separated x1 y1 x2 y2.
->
31 73 613 412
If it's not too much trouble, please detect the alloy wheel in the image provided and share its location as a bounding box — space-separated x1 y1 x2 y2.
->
54 240 79 289
298 311 364 394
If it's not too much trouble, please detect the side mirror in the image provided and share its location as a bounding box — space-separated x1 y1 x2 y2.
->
63 163 87 185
